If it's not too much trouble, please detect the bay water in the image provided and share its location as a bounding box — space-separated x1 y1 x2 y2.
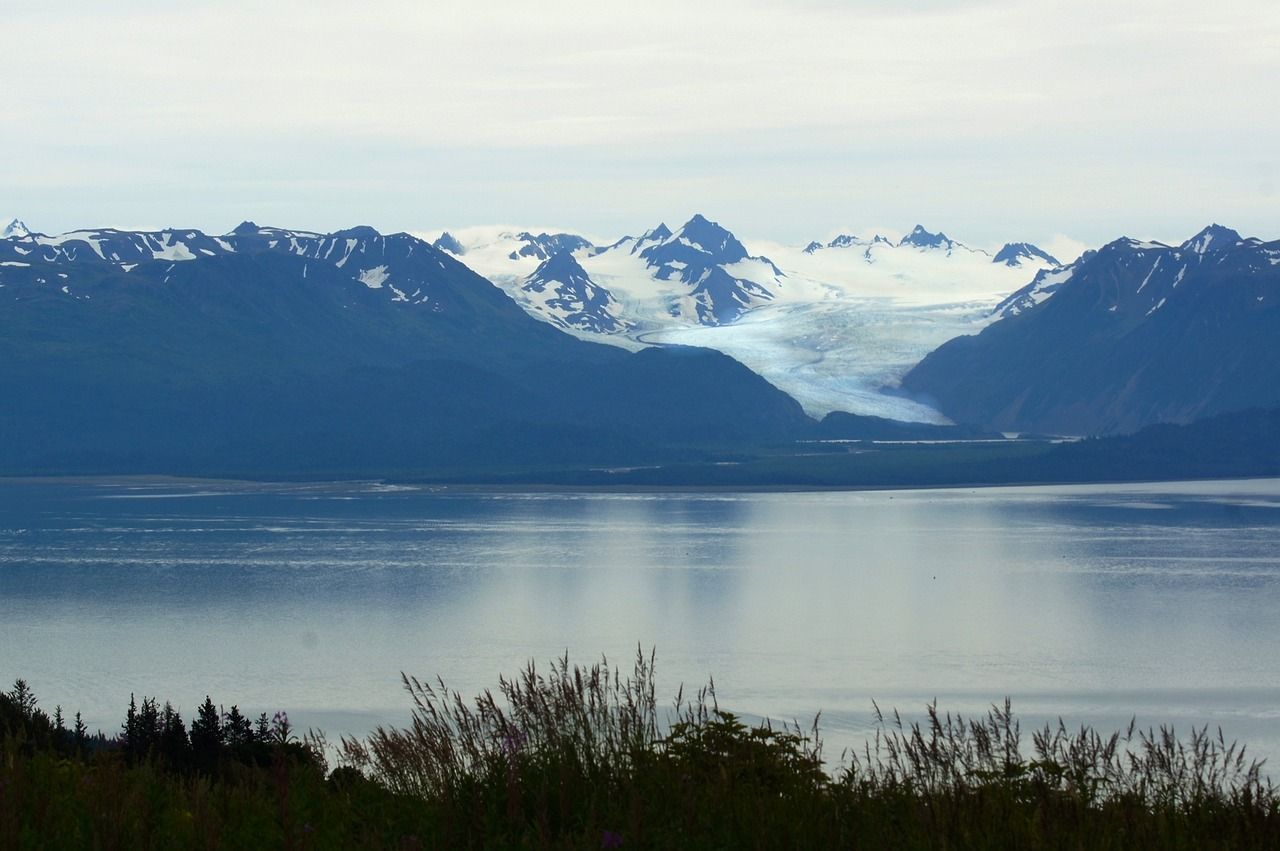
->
3 477 1278 765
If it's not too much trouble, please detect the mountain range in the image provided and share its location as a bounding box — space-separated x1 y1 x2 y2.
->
0 221 808 474
901 225 1280 434
802 226 1057 269
430 215 1060 421
4 214 1274 478
435 214 788 331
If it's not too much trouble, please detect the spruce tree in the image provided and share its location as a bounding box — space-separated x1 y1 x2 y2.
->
190 696 224 769
160 702 190 769
10 679 36 716
122 694 139 758
224 705 252 748
139 696 161 757
73 711 87 754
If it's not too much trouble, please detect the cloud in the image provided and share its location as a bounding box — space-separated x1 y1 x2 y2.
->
2 0 1277 244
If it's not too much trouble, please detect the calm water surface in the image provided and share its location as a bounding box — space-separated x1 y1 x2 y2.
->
2 478 1279 763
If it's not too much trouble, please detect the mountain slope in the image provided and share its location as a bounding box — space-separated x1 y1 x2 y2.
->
522 251 630 333
0 223 811 474
631 214 781 324
900 225 1280 435
433 218 1057 421
993 242 1060 268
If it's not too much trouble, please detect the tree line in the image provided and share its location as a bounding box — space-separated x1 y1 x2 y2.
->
1 678 317 775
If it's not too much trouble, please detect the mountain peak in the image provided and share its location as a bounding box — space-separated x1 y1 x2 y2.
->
1181 223 1241 255
2 218 31 239
433 231 465 255
674 214 748 263
530 248 588 282
641 223 672 242
899 225 953 250
333 225 382 240
522 249 629 333
230 220 262 236
507 231 594 262
993 242 1060 268
827 234 865 249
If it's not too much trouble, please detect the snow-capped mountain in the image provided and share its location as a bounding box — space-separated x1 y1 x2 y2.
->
430 214 785 330
897 224 972 255
522 250 630 333
802 233 895 258
902 224 1280 435
429 217 1061 421
631 214 781 324
504 231 594 262
0 220 810 474
605 223 672 255
788 227 1059 270
0 220 504 314
991 265 1075 318
432 231 466 255
0 225 235 267
2 218 31 240
993 241 1060 268
667 227 1058 420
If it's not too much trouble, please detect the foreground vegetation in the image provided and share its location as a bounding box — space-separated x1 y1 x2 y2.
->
3 653 1278 849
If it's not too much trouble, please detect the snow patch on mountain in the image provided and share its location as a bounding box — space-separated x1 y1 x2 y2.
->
1181 224 1241 256
2 218 31 240
358 265 390 289
148 232 197 261
993 266 1075 318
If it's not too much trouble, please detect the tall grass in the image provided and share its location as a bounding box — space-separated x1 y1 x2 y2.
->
850 698 1270 809
4 655 1279 848
335 651 1279 848
341 649 663 800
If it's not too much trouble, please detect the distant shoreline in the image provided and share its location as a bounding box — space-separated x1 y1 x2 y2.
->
3 473 1278 495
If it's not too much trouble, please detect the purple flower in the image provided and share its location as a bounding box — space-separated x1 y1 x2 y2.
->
601 829 624 848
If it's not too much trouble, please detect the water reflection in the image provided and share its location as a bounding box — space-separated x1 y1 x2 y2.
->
1 478 1278 764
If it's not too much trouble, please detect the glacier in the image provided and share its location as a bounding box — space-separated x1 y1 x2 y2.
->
427 219 1058 422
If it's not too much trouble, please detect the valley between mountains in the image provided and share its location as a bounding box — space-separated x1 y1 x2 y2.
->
1 214 1276 483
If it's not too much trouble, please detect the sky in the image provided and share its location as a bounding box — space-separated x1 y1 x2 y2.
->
3 0 1278 255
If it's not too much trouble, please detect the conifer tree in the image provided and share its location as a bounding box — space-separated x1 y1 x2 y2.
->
190 696 224 769
10 679 36 716
139 696 161 756
73 711 87 753
160 702 190 768
122 694 139 757
224 705 253 748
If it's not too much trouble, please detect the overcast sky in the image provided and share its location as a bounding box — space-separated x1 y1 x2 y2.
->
3 0 1277 254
